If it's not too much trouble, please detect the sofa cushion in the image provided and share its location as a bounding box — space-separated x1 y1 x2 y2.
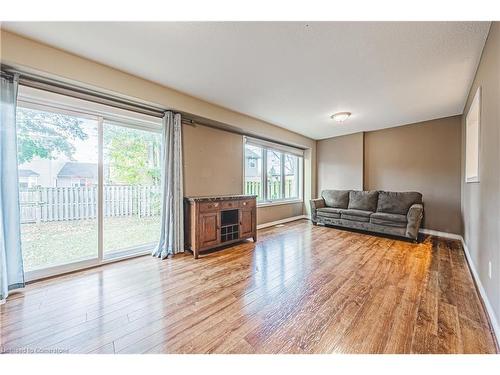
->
316 207 343 219
342 209 372 218
321 190 350 209
376 191 422 215
347 191 379 212
341 214 370 223
341 209 372 223
370 212 407 228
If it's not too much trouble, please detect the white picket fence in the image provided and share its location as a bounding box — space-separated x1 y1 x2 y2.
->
19 185 161 224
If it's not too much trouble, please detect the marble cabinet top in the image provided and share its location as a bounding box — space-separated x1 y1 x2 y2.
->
184 194 257 202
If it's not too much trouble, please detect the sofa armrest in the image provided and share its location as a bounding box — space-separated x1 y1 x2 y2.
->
310 198 325 223
406 203 424 240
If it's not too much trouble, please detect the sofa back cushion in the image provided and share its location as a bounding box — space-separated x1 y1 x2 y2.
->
376 191 422 215
321 190 350 209
347 191 379 212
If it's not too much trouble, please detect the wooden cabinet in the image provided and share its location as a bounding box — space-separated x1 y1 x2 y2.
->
239 208 255 239
199 212 220 248
184 195 257 258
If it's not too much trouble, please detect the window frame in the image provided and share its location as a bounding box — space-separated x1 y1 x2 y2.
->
243 138 304 207
465 86 481 183
16 86 162 282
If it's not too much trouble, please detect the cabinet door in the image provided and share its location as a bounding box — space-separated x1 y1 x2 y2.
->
199 212 220 248
239 208 255 239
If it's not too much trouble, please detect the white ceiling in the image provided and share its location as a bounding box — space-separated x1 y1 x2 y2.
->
3 22 490 139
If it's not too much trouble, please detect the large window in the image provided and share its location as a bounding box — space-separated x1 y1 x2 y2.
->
244 138 303 204
16 85 162 279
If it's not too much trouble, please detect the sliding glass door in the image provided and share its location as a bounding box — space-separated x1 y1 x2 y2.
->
102 121 161 258
17 104 99 273
16 86 163 280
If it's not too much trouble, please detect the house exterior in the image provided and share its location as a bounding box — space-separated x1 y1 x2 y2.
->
245 148 260 178
56 162 98 187
18 159 99 188
18 169 39 189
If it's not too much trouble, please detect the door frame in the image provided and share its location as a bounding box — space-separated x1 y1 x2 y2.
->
18 92 161 282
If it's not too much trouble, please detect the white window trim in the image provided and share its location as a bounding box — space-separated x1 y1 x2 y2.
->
243 136 304 206
465 86 481 183
244 136 305 157
25 249 151 282
18 85 162 132
257 199 304 208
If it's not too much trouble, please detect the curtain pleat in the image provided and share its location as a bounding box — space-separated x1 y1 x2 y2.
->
152 112 184 259
1 74 25 302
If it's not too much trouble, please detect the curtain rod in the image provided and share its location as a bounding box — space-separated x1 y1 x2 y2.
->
2 65 308 151
2 65 167 118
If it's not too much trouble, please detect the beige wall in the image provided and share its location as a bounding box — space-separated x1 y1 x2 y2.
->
258 203 304 225
183 123 301 225
183 124 243 196
461 22 500 326
317 116 462 234
1 29 316 225
364 116 462 234
317 132 364 193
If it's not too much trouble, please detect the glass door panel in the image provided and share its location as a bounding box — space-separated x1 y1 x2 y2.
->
266 149 283 200
102 122 161 258
244 144 263 201
284 154 299 199
16 105 99 272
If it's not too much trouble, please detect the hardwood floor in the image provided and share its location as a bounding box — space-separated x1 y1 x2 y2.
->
1 220 497 354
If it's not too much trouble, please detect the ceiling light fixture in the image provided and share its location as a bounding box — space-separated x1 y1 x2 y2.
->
331 112 351 123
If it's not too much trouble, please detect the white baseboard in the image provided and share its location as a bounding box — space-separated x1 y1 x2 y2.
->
257 215 308 229
257 221 499 344
419 228 499 343
459 236 500 345
418 228 462 240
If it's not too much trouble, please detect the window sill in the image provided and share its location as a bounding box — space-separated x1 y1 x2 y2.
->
257 199 304 208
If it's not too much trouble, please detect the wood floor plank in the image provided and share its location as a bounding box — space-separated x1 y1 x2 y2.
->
1 220 496 354
410 270 439 354
436 302 463 353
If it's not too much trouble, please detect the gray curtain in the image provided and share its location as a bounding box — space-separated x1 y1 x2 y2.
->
152 111 184 259
1 74 25 302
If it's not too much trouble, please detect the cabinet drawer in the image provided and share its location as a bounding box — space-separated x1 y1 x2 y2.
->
221 200 239 210
199 201 220 212
240 199 256 208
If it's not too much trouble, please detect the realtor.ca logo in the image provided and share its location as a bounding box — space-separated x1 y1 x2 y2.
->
1 346 69 354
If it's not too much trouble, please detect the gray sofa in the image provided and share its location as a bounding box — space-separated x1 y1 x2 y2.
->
310 190 424 241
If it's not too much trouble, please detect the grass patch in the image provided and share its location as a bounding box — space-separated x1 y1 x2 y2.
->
21 216 160 271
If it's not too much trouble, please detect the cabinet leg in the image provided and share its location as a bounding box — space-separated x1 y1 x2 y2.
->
253 234 257 242
194 249 199 259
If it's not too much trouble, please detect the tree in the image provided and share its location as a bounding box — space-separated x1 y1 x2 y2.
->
103 125 161 185
16 107 88 164
16 106 161 186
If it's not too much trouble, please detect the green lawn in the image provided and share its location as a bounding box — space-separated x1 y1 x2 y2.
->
21 216 160 271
